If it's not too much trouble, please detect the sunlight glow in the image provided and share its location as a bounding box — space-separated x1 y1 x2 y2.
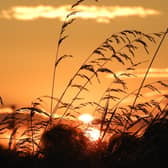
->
0 5 160 22
0 107 14 113
78 114 94 123
85 127 100 141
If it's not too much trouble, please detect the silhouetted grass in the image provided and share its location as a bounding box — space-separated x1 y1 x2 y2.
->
0 0 168 167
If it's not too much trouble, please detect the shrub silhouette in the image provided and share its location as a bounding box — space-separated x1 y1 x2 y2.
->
138 114 168 167
103 115 168 168
104 133 141 168
40 124 94 168
0 145 39 168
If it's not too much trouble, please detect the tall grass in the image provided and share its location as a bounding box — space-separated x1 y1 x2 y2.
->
0 0 167 157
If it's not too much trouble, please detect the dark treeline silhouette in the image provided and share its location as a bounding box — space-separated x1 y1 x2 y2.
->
1 114 168 168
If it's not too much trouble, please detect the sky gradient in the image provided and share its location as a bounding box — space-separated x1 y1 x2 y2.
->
0 0 167 109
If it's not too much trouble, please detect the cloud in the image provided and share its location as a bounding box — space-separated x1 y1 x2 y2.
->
134 68 168 78
143 90 168 98
106 68 168 79
0 5 160 22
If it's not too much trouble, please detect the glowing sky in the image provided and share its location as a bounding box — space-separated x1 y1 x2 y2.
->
0 0 167 108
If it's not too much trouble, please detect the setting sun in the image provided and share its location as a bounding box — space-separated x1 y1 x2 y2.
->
78 113 94 124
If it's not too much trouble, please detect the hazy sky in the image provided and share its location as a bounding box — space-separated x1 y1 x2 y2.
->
0 0 167 109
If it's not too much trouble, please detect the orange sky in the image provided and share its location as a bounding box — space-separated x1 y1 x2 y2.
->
0 0 167 112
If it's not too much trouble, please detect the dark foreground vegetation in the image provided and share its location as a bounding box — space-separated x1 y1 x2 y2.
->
1 113 168 168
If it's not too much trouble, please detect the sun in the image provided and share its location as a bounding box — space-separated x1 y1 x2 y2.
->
78 113 94 124
78 114 100 141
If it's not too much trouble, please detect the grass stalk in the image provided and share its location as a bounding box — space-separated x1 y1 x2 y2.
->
59 31 157 118
124 28 168 131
